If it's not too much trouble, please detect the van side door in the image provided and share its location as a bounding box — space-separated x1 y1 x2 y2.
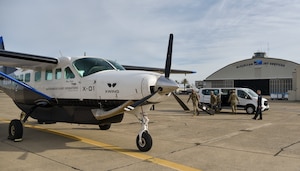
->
221 89 232 107
237 89 251 107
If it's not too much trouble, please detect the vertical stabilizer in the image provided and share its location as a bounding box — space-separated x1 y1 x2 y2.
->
0 36 5 50
0 36 16 74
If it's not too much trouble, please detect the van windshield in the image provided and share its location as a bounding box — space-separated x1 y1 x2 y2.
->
244 88 258 97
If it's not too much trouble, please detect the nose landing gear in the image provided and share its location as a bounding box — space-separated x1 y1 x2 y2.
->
136 112 152 152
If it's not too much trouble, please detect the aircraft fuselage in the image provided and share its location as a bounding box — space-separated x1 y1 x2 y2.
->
1 56 174 124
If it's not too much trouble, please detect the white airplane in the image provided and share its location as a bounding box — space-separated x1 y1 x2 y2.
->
0 34 195 151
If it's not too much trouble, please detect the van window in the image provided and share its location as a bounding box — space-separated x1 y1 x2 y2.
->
237 90 250 99
25 73 30 82
221 89 236 95
202 89 219 95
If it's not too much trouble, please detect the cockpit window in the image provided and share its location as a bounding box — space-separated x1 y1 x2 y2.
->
73 58 116 77
107 60 125 71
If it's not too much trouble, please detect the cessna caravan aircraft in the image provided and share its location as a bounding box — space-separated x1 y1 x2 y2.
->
0 34 194 152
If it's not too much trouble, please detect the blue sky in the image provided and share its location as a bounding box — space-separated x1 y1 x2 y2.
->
1 0 300 85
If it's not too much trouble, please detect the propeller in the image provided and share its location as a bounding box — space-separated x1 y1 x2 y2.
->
172 92 190 111
164 34 190 111
165 34 173 78
124 33 190 112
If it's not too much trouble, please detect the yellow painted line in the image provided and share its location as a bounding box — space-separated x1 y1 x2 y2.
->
0 119 202 171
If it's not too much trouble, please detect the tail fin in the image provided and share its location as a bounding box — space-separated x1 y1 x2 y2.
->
0 36 16 74
0 36 5 50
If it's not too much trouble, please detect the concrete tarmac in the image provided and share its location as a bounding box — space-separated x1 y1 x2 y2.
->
1 92 300 171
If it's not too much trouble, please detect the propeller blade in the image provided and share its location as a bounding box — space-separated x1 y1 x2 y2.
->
172 92 190 111
165 34 173 78
124 89 161 111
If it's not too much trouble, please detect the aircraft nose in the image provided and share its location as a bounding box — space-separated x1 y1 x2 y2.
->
156 76 179 94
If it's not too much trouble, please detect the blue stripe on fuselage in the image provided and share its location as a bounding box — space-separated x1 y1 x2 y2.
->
0 71 52 100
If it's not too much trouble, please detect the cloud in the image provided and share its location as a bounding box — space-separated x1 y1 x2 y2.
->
1 0 300 84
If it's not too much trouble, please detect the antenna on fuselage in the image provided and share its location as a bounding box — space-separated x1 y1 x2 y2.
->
84 52 86 56
59 50 64 57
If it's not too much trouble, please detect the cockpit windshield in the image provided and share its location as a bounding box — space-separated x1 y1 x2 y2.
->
107 60 125 71
73 58 124 77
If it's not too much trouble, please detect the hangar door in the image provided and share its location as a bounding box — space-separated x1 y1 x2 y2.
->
234 79 269 95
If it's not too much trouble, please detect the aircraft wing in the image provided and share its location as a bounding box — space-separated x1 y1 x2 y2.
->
0 50 58 69
122 65 196 74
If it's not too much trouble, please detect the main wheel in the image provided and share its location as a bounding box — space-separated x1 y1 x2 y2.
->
99 123 111 130
8 119 23 141
136 131 152 152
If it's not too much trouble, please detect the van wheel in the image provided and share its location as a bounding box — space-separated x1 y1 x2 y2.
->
246 105 255 114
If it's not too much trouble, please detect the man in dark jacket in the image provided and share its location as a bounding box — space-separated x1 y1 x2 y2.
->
252 90 262 120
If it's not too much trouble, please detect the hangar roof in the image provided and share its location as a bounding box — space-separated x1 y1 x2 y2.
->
205 52 299 81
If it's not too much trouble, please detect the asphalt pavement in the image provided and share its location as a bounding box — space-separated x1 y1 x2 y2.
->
1 92 300 171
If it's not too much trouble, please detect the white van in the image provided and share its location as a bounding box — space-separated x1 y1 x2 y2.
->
199 88 270 114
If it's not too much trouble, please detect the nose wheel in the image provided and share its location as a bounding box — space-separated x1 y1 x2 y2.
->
136 131 152 152
136 112 152 152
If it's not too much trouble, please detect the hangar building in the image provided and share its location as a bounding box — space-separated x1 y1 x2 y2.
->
203 52 300 99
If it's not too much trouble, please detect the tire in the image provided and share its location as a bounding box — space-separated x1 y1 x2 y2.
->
136 131 152 152
99 123 111 130
8 119 23 141
246 105 255 114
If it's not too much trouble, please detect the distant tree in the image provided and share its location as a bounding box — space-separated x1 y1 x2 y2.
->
181 79 189 90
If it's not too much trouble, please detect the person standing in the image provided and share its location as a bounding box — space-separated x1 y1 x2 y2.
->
215 94 222 113
210 91 217 110
228 90 239 114
187 89 200 116
252 89 262 120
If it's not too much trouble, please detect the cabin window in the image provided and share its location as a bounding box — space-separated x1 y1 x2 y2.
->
55 68 62 80
25 73 30 82
65 67 75 79
45 70 53 80
16 74 23 81
35 71 41 82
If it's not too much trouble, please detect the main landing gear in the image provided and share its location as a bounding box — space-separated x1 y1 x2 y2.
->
8 111 30 142
136 112 152 152
8 119 23 142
